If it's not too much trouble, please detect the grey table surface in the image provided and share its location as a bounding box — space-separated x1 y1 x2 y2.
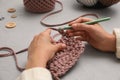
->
0 0 120 80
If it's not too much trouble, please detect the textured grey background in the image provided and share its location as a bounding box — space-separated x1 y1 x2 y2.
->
0 0 120 80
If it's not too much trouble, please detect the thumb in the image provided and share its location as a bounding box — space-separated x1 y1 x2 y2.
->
54 43 66 51
71 23 91 31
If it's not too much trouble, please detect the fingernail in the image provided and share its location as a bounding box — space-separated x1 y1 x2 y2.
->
69 33 73 36
62 44 66 48
72 24 77 27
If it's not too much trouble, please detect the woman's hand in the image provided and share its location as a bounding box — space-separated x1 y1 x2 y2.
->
26 29 66 69
67 17 116 52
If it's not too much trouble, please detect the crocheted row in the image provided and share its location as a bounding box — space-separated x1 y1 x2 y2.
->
23 0 56 13
47 35 85 80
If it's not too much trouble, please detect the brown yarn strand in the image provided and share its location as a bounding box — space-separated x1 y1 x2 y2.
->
41 13 99 27
40 0 99 27
0 47 27 71
24 0 99 27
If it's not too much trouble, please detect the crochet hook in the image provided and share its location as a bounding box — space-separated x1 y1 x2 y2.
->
59 17 111 30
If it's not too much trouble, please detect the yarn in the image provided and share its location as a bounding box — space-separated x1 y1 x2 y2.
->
23 0 99 26
77 0 120 8
0 33 85 80
47 34 85 80
0 47 27 71
23 0 56 13
40 13 99 27
0 13 98 78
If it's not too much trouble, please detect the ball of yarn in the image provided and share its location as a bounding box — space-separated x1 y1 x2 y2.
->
77 0 120 8
23 0 56 13
47 35 85 80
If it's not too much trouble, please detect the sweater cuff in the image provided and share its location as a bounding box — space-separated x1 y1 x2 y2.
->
16 67 52 80
113 28 120 59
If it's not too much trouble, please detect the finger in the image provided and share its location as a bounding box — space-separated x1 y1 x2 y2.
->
32 34 39 42
66 29 74 34
28 34 39 50
75 32 88 41
66 29 78 34
69 31 85 36
66 29 83 34
44 28 51 35
38 28 51 40
50 37 56 43
69 17 92 26
54 43 66 51
76 33 90 42
76 37 87 41
71 23 92 31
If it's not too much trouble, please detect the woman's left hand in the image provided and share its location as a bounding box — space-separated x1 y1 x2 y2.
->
26 29 66 69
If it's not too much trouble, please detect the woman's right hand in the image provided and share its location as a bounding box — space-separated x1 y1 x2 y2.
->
67 17 116 52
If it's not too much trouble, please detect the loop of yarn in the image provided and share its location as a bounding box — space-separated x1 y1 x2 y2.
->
23 0 56 13
0 47 27 71
40 13 99 27
23 0 99 27
77 0 120 8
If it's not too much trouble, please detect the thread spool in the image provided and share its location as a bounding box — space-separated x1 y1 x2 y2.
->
23 0 56 13
77 0 120 8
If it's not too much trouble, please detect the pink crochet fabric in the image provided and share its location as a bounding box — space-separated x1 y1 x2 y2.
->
23 0 56 13
47 35 85 80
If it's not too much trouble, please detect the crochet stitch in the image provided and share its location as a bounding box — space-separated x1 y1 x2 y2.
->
23 0 56 13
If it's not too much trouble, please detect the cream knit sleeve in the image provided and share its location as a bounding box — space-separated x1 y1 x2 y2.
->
113 28 120 59
16 67 53 80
